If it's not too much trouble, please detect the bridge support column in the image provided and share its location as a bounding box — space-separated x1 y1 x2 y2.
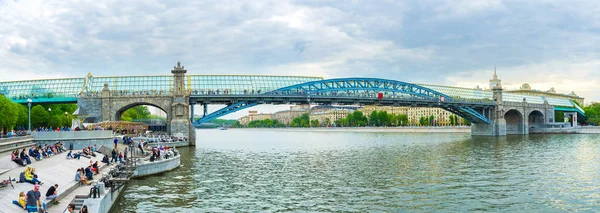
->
190 103 195 122
471 75 506 136
203 104 208 117
170 62 195 146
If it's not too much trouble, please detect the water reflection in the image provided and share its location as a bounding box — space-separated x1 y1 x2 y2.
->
113 130 600 212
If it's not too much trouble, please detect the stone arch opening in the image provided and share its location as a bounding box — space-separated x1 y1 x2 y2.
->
115 102 170 134
528 110 544 129
505 109 524 135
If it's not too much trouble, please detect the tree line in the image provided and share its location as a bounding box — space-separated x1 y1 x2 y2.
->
0 94 77 133
237 109 471 128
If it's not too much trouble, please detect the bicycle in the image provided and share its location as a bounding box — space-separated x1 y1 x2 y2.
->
0 177 15 189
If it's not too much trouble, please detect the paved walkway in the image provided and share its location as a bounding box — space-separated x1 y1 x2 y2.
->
0 150 107 213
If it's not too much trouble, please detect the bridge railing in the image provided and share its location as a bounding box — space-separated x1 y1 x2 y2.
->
190 91 495 105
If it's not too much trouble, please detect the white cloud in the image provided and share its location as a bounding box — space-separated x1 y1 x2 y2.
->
446 59 600 103
1 0 599 118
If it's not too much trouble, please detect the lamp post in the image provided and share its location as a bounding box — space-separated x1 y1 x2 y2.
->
48 108 51 129
65 112 69 129
27 98 32 133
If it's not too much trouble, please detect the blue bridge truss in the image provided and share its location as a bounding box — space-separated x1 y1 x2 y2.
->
193 78 494 126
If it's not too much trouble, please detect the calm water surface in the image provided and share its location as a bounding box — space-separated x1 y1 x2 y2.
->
113 129 600 212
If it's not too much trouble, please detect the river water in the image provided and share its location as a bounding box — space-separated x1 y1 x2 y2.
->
113 129 600 212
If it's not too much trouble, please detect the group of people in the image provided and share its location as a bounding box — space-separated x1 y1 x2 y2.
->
11 183 67 212
34 126 72 132
7 142 107 213
18 166 42 185
11 143 66 166
66 145 97 160
1 130 27 138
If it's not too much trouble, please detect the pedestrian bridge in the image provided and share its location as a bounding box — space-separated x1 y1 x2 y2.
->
0 62 586 142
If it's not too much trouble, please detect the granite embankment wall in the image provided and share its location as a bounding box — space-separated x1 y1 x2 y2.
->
84 155 181 213
234 126 472 133
32 131 114 149
530 126 600 134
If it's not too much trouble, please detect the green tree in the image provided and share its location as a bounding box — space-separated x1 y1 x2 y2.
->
398 114 408 126
30 105 50 128
463 118 471 126
0 95 19 132
311 119 319 127
377 111 390 126
16 104 28 129
449 115 455 126
48 114 64 128
583 103 600 125
429 115 435 126
369 110 378 126
121 106 153 121
419 116 427 126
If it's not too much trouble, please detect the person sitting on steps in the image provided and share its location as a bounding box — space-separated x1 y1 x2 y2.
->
11 191 27 210
20 148 31 164
12 150 26 166
22 166 42 185
45 184 59 204
75 168 91 185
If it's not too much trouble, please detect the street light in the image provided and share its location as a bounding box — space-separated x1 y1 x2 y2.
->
27 98 32 133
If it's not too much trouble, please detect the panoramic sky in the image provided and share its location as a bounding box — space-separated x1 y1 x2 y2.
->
1 0 599 118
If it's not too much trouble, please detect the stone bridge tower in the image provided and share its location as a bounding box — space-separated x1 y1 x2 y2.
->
171 62 195 145
471 70 507 136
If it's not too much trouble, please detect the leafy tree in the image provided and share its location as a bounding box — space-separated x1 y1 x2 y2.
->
311 119 319 127
48 114 64 128
583 103 600 125
449 115 455 126
377 111 389 126
397 114 408 126
30 105 49 128
121 106 153 121
369 111 378 126
419 116 428 126
0 95 19 132
462 118 471 126
323 118 331 127
16 104 28 128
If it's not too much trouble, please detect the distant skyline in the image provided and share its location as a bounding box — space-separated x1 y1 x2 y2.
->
2 0 598 119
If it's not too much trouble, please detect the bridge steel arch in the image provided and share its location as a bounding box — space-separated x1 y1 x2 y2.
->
193 78 494 126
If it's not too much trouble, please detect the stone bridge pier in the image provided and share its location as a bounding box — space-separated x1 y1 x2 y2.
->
471 72 555 136
77 62 196 146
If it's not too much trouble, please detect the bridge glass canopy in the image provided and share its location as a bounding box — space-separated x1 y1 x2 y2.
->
188 75 323 95
0 73 581 110
90 76 173 95
419 84 493 101
0 78 84 102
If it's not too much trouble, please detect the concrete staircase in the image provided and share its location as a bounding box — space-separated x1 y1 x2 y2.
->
71 195 88 212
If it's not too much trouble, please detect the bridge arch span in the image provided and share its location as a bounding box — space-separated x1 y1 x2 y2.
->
505 109 524 134
104 97 173 128
528 110 544 129
115 102 169 121
194 78 493 125
270 77 455 101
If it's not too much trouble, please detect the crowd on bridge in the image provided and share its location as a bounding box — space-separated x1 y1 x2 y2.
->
10 93 55 101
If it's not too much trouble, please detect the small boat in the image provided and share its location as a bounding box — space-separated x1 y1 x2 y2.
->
219 126 228 130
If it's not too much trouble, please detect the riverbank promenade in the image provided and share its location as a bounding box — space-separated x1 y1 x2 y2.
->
0 150 108 213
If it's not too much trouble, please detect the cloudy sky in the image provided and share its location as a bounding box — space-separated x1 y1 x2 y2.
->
1 0 599 118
